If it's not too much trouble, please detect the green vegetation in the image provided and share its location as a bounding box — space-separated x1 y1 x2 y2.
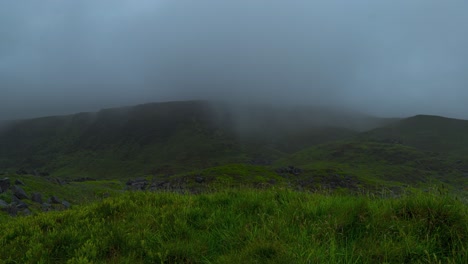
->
0 189 466 263
275 141 468 193
360 115 468 156
0 101 381 179
1 101 468 262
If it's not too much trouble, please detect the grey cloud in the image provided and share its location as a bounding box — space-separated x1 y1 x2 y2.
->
1 0 468 120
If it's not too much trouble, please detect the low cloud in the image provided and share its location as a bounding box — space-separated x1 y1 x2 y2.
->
1 0 467 119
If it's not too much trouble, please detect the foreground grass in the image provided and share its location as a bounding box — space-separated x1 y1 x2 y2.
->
0 189 466 263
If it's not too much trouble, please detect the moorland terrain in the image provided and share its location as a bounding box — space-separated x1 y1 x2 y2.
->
0 100 466 263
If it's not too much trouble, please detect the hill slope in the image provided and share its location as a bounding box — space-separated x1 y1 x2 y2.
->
274 141 468 193
0 101 378 178
360 115 468 156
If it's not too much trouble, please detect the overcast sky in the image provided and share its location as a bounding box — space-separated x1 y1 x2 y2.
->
1 0 468 120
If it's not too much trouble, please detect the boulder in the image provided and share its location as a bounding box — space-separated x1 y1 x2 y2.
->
21 209 32 216
12 185 29 200
62 200 71 209
42 203 52 211
195 176 205 184
49 178 67 185
16 169 28 175
3 204 18 216
31 192 43 204
12 196 28 209
14 179 25 185
0 178 10 193
49 196 61 204
0 199 8 208
126 178 148 190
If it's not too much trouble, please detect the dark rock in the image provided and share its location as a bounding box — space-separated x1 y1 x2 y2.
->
249 159 272 165
16 169 28 175
0 199 8 208
0 178 10 193
12 185 29 199
62 200 71 209
50 178 67 185
49 196 61 204
14 179 25 185
3 204 18 216
276 166 302 176
126 178 148 190
12 196 28 209
42 203 52 211
31 192 43 204
195 176 205 184
148 180 170 191
72 177 96 182
21 209 32 216
39 171 50 177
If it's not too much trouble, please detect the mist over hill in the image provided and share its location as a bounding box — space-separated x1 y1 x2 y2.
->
0 100 385 176
2 1 468 120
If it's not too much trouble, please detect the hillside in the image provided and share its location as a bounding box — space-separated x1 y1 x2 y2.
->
0 101 383 179
274 141 468 194
1 189 466 263
360 115 468 156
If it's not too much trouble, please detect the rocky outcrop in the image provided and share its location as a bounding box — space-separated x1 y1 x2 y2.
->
0 178 10 193
14 179 25 185
62 200 71 209
48 196 61 204
31 192 43 204
126 178 149 190
72 177 96 182
276 166 303 176
12 185 29 200
0 177 71 217
12 196 28 209
0 199 8 208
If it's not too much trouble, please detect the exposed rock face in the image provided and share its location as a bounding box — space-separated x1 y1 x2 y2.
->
12 185 29 200
0 178 10 193
31 192 43 204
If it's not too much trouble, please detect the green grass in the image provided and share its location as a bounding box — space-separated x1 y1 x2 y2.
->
0 175 123 206
274 141 468 191
0 189 466 263
360 115 468 156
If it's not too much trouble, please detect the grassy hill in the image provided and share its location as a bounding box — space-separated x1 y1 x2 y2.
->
1 101 468 263
360 115 468 156
0 101 379 179
274 141 468 194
